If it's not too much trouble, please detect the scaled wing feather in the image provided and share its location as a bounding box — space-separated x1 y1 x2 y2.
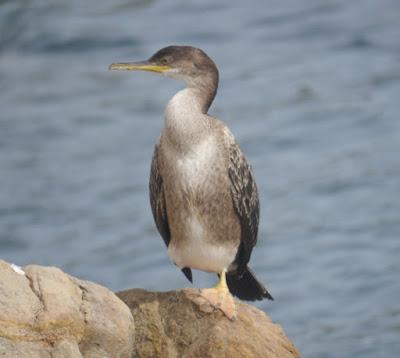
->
149 145 170 246
228 141 260 272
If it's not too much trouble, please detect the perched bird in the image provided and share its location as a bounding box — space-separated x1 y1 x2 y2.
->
109 46 273 320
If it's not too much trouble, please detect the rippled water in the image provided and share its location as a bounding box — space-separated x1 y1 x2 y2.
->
1 0 400 356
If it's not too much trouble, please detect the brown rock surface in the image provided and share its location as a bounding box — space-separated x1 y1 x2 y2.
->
0 260 134 358
0 259 299 357
117 288 300 358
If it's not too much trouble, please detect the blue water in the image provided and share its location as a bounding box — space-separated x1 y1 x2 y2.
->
1 0 400 356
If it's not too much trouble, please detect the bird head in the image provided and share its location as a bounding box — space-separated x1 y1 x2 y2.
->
109 45 218 88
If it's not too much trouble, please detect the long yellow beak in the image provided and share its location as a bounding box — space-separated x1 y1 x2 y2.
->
108 61 171 73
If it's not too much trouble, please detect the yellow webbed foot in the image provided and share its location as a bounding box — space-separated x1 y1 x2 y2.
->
199 285 237 321
186 270 236 321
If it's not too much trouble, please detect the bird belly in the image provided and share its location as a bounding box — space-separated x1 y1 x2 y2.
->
162 136 240 273
168 214 238 273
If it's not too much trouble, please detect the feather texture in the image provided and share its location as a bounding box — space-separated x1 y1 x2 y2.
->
149 144 170 246
226 138 273 300
228 140 260 273
149 144 193 282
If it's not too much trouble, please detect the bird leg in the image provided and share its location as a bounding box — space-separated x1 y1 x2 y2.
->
198 270 237 321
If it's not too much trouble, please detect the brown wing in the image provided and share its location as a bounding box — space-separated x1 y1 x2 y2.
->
149 145 170 246
149 144 192 282
228 141 260 274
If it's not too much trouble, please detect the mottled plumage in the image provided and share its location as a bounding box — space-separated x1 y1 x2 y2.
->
150 145 193 282
150 113 272 300
111 45 273 302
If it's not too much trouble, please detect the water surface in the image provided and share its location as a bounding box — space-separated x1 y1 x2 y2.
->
1 0 400 356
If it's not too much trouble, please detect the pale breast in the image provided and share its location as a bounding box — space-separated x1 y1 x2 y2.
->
168 218 238 273
174 136 216 191
161 136 240 273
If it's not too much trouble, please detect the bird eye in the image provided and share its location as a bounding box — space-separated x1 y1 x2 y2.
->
160 58 168 65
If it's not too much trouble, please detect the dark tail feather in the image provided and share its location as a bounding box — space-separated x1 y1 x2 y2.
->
181 267 193 283
226 267 273 301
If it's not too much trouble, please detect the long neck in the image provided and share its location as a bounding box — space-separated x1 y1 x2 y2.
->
193 71 218 114
163 88 211 152
162 70 218 151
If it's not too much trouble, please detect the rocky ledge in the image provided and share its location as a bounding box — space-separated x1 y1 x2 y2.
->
0 260 300 357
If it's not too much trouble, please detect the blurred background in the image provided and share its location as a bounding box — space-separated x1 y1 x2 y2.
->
1 0 399 356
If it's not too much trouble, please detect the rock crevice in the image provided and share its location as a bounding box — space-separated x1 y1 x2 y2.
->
76 283 89 326
24 272 45 325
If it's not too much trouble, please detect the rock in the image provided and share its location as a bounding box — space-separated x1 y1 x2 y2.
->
0 259 299 357
0 260 134 358
117 288 300 358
